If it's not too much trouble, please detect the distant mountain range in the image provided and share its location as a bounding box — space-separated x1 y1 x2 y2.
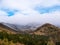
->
0 22 60 44
0 22 40 33
0 22 60 35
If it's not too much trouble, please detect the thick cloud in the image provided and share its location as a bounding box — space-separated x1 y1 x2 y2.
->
0 0 60 25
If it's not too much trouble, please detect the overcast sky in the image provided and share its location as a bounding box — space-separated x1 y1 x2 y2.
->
0 0 60 25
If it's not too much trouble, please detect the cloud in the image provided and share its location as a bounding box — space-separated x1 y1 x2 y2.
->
1 8 19 16
0 10 9 22
4 11 60 26
35 5 60 14
0 0 60 25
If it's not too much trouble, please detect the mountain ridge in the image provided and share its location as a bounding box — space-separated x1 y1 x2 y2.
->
0 22 60 35
0 22 60 44
32 23 60 35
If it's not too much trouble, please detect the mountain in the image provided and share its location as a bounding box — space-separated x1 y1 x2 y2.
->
33 23 60 35
31 23 60 42
0 22 60 42
0 23 19 34
0 22 60 33
0 22 39 33
0 22 60 35
15 23 40 31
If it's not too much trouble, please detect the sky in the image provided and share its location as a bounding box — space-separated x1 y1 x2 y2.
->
0 0 60 25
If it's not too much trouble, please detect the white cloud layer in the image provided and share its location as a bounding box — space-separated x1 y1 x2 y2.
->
0 0 60 25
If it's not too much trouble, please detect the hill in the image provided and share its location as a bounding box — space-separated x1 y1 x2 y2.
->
32 23 60 42
33 23 60 35
0 22 60 45
0 23 18 34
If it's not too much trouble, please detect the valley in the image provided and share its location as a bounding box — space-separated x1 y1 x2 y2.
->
0 23 60 45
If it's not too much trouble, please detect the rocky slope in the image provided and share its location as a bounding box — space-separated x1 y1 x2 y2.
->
0 23 18 34
32 23 60 42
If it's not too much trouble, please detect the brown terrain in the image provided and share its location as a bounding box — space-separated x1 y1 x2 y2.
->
0 23 60 45
0 23 24 45
0 23 18 34
32 23 60 42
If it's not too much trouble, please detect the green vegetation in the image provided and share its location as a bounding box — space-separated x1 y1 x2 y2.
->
0 31 51 45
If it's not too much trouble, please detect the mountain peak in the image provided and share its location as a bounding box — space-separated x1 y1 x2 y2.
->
41 23 54 27
33 23 60 35
36 23 55 30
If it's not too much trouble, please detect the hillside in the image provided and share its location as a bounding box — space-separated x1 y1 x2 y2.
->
0 23 49 45
0 23 18 34
0 27 48 45
0 23 60 45
32 23 60 42
33 23 60 35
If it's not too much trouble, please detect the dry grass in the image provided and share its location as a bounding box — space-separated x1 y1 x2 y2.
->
0 39 24 45
0 27 16 34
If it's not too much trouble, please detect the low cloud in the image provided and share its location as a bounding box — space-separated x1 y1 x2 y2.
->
0 0 60 25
